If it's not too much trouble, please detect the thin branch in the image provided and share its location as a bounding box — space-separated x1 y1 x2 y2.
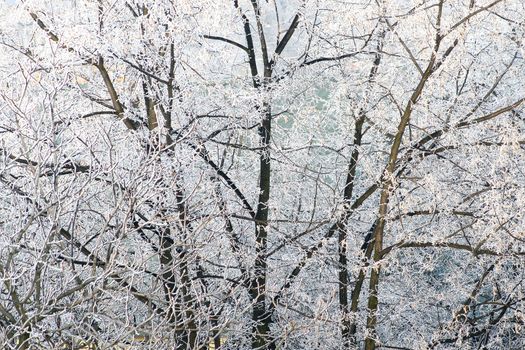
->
204 35 249 53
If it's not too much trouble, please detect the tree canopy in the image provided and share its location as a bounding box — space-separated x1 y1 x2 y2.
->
0 0 524 349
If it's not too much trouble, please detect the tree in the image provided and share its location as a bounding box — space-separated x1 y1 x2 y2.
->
1 0 524 349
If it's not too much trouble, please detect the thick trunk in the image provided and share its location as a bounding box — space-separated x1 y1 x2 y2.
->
339 115 364 347
363 4 443 346
251 104 273 349
342 33 384 347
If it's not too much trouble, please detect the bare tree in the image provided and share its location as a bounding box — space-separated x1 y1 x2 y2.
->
0 0 524 349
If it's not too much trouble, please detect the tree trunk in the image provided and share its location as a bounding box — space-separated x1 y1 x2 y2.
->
251 103 273 349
